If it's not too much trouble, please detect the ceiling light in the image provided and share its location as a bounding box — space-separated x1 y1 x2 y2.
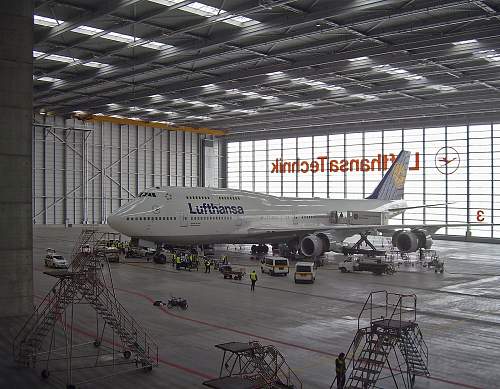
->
149 94 163 98
267 71 285 76
453 39 478 45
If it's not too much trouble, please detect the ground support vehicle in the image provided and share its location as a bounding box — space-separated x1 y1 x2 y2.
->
294 262 317 283
222 266 245 280
339 256 396 275
261 257 289 276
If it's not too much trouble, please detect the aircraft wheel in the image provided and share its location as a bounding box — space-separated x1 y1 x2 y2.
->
41 369 50 379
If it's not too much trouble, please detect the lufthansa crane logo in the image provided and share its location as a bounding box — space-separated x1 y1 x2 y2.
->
435 147 460 175
392 162 407 189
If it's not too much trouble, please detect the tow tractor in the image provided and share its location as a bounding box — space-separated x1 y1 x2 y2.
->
338 255 396 275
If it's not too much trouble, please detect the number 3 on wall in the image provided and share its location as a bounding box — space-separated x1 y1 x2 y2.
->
476 210 485 222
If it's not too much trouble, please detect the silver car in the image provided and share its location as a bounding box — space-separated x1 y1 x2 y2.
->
45 254 68 269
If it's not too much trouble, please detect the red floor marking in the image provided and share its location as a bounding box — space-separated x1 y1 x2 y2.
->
33 294 215 381
116 287 486 389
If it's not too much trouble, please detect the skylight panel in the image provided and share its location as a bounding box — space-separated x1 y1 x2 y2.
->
36 76 62 82
34 50 105 68
46 54 74 63
352 93 378 100
35 15 175 51
34 15 62 27
267 71 285 76
291 77 344 92
72 25 104 35
453 39 478 45
147 0 258 27
348 56 369 62
84 61 106 68
429 85 456 92
141 41 172 50
373 64 423 81
476 49 500 62
287 102 313 108
102 31 136 43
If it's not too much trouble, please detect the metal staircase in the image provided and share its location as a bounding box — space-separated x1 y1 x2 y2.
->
13 229 159 387
330 291 430 389
203 341 302 389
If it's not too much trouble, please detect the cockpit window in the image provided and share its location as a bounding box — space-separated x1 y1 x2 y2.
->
138 192 156 197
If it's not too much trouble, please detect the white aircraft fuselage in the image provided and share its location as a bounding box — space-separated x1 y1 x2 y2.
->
107 186 406 246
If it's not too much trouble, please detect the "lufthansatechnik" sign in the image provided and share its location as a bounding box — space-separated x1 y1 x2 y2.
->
270 153 420 173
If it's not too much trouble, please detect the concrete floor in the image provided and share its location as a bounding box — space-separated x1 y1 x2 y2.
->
1 225 500 388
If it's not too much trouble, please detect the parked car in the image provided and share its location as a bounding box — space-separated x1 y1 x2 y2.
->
44 252 68 268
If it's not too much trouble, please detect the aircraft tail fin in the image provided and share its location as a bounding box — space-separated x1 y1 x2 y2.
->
366 150 411 201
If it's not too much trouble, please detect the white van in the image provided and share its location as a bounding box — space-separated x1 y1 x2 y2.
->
294 262 317 283
261 256 289 276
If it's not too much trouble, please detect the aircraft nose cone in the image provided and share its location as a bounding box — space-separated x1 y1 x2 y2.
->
107 213 119 230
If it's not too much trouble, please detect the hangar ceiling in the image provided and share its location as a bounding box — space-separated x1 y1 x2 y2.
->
33 0 500 137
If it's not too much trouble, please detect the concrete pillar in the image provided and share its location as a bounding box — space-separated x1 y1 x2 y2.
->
0 0 33 317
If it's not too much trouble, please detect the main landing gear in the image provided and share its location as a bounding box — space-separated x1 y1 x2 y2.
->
342 232 386 256
251 244 269 255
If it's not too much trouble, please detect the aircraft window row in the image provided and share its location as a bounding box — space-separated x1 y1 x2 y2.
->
126 216 176 221
191 216 232 221
138 192 157 197
186 196 210 200
219 196 240 200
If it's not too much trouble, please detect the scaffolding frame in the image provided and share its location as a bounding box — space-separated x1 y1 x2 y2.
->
13 230 159 388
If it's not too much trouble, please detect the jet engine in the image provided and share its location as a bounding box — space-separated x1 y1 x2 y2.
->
300 233 336 257
392 229 432 252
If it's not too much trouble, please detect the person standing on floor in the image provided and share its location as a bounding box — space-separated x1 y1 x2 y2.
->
204 258 211 273
250 270 258 291
335 352 346 389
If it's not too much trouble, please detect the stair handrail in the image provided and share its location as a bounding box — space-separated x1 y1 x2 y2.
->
329 327 367 389
85 279 158 364
357 290 388 330
13 279 68 357
386 293 417 330
271 346 303 389
412 326 429 365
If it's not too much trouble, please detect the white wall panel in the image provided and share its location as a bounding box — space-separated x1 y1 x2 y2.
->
33 115 216 225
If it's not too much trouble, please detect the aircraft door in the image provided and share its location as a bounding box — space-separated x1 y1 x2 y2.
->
177 212 188 227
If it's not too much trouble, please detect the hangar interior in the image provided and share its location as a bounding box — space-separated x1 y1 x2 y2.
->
1 0 500 388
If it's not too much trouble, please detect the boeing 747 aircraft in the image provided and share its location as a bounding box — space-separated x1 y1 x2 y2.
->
107 151 450 257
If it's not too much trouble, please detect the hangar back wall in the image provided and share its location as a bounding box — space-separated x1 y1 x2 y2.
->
32 114 223 225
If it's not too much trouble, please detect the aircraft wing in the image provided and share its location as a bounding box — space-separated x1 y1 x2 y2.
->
247 223 462 235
